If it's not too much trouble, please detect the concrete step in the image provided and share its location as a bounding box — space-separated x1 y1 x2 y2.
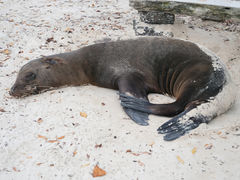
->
130 0 240 23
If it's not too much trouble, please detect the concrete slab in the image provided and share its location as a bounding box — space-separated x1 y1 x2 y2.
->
130 0 240 22
137 0 240 8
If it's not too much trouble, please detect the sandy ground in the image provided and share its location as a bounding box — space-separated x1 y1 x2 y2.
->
0 0 240 179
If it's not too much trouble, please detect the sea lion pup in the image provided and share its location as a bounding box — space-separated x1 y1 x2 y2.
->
10 37 236 141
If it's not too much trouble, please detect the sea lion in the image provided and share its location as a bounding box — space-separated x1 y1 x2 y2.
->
10 37 236 141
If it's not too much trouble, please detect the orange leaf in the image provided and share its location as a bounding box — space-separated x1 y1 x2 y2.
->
177 155 184 164
2 49 10 55
149 141 155 147
73 150 77 157
57 136 65 140
8 42 14 47
204 144 213 149
48 140 58 143
92 165 106 177
12 167 20 172
192 147 197 154
13 167 17 171
38 135 48 140
80 112 87 118
37 118 43 124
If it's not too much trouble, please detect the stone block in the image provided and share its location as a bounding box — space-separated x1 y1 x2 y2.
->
130 0 240 22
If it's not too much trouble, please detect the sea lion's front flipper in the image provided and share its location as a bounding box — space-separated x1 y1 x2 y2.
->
123 108 150 126
120 93 184 117
117 73 150 126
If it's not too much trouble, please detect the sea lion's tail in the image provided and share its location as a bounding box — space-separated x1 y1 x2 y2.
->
158 79 236 141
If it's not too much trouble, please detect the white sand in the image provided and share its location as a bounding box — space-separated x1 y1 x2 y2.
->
0 0 240 179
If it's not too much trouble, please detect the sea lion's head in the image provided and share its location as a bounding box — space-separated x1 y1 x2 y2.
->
10 57 66 97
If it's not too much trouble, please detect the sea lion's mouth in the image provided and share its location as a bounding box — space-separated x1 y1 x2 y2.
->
9 84 55 98
9 84 38 98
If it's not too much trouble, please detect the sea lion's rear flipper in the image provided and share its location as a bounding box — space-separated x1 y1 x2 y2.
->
158 82 236 141
157 104 203 141
117 73 150 126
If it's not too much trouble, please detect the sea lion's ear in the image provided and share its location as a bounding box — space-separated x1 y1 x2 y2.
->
44 58 58 65
41 57 66 66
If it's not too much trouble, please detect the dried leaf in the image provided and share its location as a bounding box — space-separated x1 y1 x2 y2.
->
95 144 102 148
92 165 106 177
80 112 87 118
48 140 58 143
8 42 14 47
57 136 65 140
73 150 77 157
46 37 56 43
37 118 43 124
204 144 213 150
192 147 197 154
2 49 10 55
141 152 151 155
126 150 151 156
177 155 184 164
137 160 145 167
81 163 90 168
38 135 48 140
149 142 155 147
131 153 140 156
65 27 74 33
12 167 20 172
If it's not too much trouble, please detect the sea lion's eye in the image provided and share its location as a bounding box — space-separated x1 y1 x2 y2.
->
25 72 36 82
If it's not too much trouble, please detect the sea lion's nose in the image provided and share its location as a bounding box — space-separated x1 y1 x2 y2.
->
9 85 16 96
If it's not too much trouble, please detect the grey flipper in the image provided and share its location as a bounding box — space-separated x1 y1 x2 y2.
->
120 91 184 117
157 106 205 141
117 73 150 126
122 107 149 126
